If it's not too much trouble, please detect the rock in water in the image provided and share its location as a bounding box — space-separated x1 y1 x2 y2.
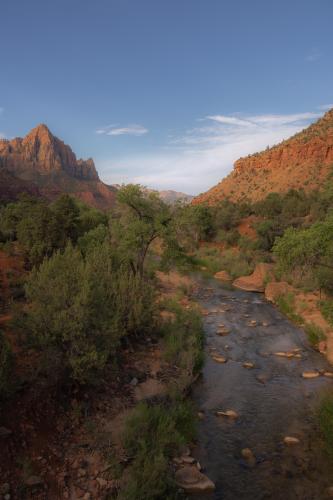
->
175 465 215 493
214 270 232 282
284 436 300 445
216 409 239 418
243 361 255 369
302 370 320 379
241 448 256 467
212 354 227 363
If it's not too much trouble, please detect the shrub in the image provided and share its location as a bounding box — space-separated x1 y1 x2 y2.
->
160 300 204 388
318 395 333 460
120 400 196 500
18 243 156 384
276 293 303 324
304 322 326 346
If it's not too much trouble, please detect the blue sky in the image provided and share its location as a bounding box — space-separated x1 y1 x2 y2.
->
1 0 332 194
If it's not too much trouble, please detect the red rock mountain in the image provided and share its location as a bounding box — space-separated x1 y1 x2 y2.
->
0 124 117 209
194 108 333 205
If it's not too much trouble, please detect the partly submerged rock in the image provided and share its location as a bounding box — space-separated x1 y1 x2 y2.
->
175 465 215 493
211 354 227 364
214 270 232 282
216 409 239 419
284 436 300 445
241 448 256 467
243 361 255 369
302 370 320 379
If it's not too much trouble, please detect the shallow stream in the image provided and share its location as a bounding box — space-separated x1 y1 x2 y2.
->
191 276 333 499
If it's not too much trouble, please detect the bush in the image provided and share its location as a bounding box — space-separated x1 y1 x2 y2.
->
160 300 204 388
320 300 333 327
276 293 303 324
304 322 326 346
318 395 333 460
18 244 156 384
120 400 196 500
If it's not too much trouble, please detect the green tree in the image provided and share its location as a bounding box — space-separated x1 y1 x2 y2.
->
111 185 174 276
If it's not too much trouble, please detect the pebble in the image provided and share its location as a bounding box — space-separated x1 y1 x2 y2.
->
212 355 227 363
302 370 320 379
241 448 256 467
243 362 255 369
324 371 333 378
216 409 239 419
283 436 300 445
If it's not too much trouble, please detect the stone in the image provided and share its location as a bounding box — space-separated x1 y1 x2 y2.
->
241 448 256 467
327 486 333 497
324 371 333 378
243 361 255 369
216 409 239 419
284 436 300 445
302 370 320 379
175 465 215 493
212 354 227 364
130 377 139 386
214 270 232 282
4 495 11 500
181 456 196 464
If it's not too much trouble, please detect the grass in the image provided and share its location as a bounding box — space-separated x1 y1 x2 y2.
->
160 298 204 392
276 292 303 325
193 247 254 278
304 322 326 346
320 299 333 327
318 394 333 461
119 400 195 500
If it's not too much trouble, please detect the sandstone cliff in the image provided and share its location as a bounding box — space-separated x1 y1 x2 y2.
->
194 108 333 205
0 124 116 209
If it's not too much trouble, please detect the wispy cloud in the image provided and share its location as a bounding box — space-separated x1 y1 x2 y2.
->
317 104 333 111
305 49 322 62
96 123 148 136
98 110 321 194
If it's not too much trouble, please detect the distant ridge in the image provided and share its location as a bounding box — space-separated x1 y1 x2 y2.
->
0 124 117 209
193 108 333 205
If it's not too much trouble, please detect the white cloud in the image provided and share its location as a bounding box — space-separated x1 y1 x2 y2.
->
97 110 321 195
96 123 148 136
317 104 333 111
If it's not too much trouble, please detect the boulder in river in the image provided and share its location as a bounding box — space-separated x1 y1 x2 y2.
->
175 465 215 493
243 361 255 369
302 370 320 379
241 448 256 467
216 409 239 418
283 436 300 445
233 263 274 293
212 354 227 363
214 270 232 282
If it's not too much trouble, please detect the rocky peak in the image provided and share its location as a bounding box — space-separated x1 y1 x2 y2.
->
0 124 99 181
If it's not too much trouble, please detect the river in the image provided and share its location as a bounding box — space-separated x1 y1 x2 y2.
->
191 276 333 500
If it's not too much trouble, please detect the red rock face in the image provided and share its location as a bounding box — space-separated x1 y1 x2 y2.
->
194 109 333 205
0 124 116 209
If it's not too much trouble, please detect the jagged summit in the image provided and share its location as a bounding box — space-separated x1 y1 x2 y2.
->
193 108 333 205
0 125 116 209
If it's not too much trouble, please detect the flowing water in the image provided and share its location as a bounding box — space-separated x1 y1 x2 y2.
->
191 276 333 500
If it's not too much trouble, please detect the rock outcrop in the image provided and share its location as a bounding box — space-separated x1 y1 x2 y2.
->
233 263 274 292
265 281 293 303
0 124 117 209
193 108 333 205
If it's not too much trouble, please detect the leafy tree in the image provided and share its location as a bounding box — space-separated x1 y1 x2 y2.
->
111 185 174 276
273 214 333 291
